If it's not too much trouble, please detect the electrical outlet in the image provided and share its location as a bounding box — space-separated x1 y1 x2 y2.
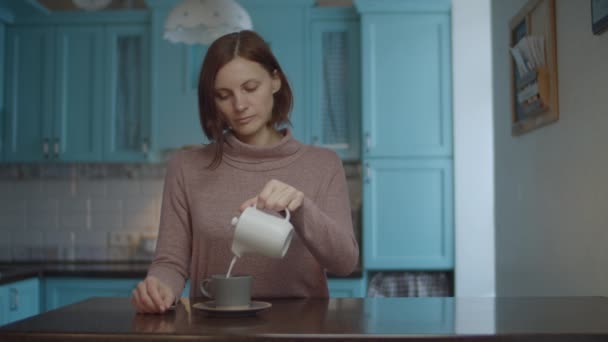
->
108 232 134 247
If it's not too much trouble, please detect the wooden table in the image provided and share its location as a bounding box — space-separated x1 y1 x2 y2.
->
2 296 608 341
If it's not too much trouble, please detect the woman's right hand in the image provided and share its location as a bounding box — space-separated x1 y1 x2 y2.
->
131 275 176 314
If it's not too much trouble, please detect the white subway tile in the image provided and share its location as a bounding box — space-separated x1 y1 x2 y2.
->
0 215 25 230
12 181 42 199
107 180 141 197
27 213 58 230
91 198 123 212
59 198 90 215
91 214 122 231
59 214 89 230
140 179 164 197
12 230 44 246
77 180 107 197
41 180 77 197
0 230 11 246
0 182 16 200
44 230 74 246
75 231 108 247
124 196 159 213
124 211 160 231
0 199 26 216
27 199 59 215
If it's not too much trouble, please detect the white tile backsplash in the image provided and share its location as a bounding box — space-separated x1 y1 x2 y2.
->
27 199 59 215
59 198 90 215
41 180 77 197
0 215 26 230
140 179 164 197
27 214 58 231
107 179 141 197
59 214 90 230
0 199 26 216
91 213 122 231
124 196 158 213
0 162 361 261
77 180 107 197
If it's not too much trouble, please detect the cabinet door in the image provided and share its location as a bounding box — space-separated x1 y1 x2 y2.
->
311 14 360 161
328 278 365 298
44 277 191 311
6 278 40 324
360 13 452 158
104 25 150 162
4 26 54 162
0 22 5 161
363 159 453 269
54 25 104 161
0 285 6 326
44 277 141 311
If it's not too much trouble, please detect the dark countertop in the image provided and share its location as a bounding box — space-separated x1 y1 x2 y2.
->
0 262 151 284
2 296 608 341
0 262 362 285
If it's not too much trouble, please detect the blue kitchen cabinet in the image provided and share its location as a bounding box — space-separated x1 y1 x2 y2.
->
4 13 150 163
4 25 105 162
0 278 40 326
54 25 105 162
0 284 5 326
104 24 151 162
362 159 453 270
44 277 141 311
310 8 361 161
357 0 452 158
355 0 454 272
44 277 191 311
4 27 54 162
328 278 365 298
0 16 6 161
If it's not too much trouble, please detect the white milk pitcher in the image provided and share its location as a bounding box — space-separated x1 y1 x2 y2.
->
230 206 294 258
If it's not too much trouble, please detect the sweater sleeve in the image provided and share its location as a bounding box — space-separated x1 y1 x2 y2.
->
147 151 191 298
290 154 359 276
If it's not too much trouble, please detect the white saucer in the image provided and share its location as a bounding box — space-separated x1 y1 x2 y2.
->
192 301 272 316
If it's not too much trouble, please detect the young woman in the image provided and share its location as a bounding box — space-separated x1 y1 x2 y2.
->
131 30 358 314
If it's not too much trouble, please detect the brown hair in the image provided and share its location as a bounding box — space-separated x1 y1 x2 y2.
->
198 30 293 168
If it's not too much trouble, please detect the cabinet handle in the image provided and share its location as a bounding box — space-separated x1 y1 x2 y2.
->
365 132 371 153
53 138 60 158
43 138 50 159
9 288 18 311
364 162 371 184
141 138 149 157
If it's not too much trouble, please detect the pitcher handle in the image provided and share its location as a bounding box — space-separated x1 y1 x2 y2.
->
247 204 290 221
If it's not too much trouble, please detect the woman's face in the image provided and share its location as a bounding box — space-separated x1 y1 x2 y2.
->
214 56 281 145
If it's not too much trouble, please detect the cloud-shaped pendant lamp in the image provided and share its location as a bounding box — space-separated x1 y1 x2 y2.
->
164 0 253 45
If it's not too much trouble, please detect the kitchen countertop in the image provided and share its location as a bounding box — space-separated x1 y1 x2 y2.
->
0 262 362 285
2 296 608 341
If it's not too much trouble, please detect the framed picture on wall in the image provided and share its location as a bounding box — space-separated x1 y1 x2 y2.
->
592 0 608 34
508 0 559 136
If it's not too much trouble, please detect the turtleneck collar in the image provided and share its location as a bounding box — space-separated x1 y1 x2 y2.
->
222 128 308 171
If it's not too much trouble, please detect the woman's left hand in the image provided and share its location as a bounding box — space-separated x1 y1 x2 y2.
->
240 179 304 212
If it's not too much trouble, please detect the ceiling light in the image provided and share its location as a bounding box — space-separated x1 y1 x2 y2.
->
164 0 253 45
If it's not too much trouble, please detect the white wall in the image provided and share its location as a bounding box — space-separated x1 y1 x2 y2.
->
452 0 496 297
492 0 608 296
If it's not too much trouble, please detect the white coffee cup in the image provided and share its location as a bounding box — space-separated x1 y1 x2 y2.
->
231 206 294 258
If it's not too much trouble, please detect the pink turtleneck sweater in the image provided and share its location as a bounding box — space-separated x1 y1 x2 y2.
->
147 129 359 299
